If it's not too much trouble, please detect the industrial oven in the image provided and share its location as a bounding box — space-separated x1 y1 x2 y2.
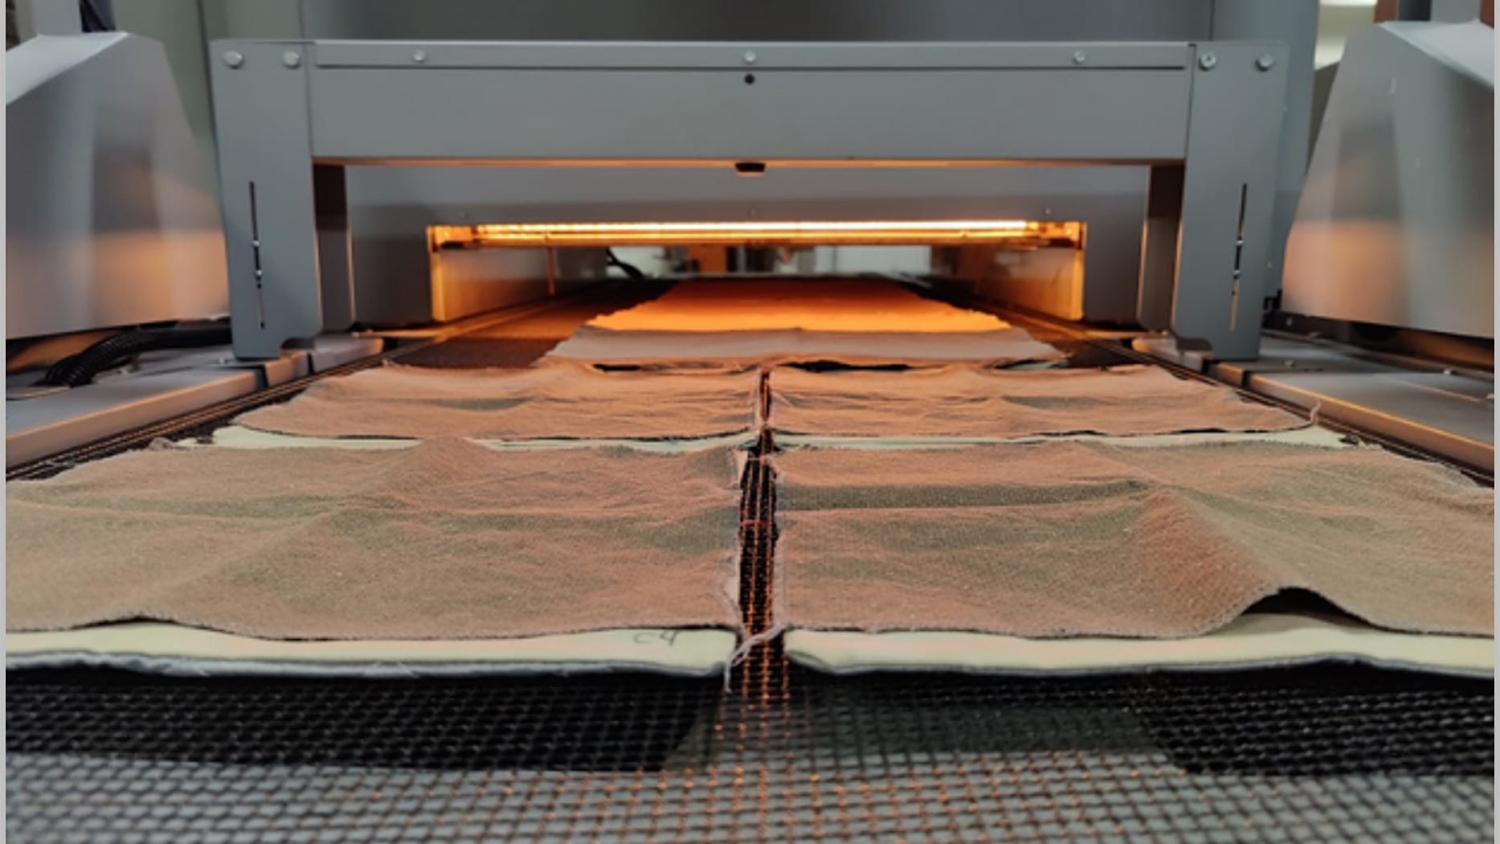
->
5 1 1494 841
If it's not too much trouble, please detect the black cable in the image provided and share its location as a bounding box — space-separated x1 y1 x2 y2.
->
605 248 647 281
39 325 232 388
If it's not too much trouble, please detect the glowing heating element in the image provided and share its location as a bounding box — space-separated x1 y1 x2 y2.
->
433 220 1083 248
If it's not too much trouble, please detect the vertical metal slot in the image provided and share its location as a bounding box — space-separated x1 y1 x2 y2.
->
249 182 265 328
1228 183 1247 331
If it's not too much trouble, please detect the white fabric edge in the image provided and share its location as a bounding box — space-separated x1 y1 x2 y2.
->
207 426 757 453
774 426 1347 450
8 624 739 679
783 614 1494 679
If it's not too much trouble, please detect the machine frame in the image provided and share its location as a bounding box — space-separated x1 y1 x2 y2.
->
209 39 1289 360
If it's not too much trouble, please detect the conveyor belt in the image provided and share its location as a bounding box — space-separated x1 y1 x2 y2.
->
7 283 1494 843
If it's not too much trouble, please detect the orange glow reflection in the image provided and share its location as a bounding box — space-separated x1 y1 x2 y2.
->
433 219 1082 248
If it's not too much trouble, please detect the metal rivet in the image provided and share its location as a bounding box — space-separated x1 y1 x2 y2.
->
743 50 757 65
1072 51 1087 65
282 50 301 68
412 49 428 63
222 50 244 68
1256 53 1276 71
1198 52 1217 70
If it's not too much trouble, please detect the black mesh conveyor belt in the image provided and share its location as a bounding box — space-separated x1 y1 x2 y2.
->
7 282 1494 843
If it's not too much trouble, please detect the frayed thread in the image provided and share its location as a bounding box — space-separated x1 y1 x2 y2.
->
722 623 787 691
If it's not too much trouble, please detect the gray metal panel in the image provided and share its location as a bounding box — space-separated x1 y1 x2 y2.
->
5 368 259 468
295 0 1213 42
1246 369 1493 471
1162 43 1289 359
210 37 1289 359
307 335 384 372
1283 22 1494 339
6 33 229 339
305 65 1191 163
209 40 325 359
311 40 1192 69
1210 0 1318 295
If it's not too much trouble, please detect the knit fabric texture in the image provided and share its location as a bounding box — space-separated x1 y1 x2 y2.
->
9 440 745 640
774 441 1493 638
769 365 1305 438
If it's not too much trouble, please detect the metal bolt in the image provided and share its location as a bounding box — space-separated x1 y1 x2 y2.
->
412 49 428 63
222 50 244 68
282 50 301 68
1072 51 1087 65
743 50 757 65
1198 52 1217 70
1256 53 1276 71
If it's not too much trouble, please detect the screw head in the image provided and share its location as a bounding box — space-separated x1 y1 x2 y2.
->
1198 52 1217 70
282 50 301 68
1072 50 1087 65
743 50 757 65
222 50 244 68
1256 53 1276 71
412 49 428 63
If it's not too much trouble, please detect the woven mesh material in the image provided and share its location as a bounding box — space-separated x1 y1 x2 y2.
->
8 663 1493 842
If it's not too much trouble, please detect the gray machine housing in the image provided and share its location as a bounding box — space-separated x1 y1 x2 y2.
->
6 32 230 339
209 37 1294 362
1283 20 1494 339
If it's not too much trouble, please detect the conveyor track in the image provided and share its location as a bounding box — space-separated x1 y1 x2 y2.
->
8 282 1493 843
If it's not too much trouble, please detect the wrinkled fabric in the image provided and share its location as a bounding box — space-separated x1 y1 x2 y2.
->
770 365 1304 438
775 441 1493 638
9 440 744 640
236 360 760 441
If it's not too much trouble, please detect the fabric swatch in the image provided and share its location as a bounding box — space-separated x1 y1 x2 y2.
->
8 440 744 640
235 360 760 441
547 325 1062 369
773 441 1493 639
546 278 1063 367
587 279 1017 334
769 364 1305 438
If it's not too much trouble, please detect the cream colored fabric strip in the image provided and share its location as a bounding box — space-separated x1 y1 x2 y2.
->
784 614 1493 678
775 426 1349 451
8 624 737 678
208 425 756 453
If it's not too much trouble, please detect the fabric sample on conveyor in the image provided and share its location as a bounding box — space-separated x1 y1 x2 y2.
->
773 441 1493 640
587 279 1017 334
8 440 744 642
769 364 1305 438
545 278 1064 367
234 359 760 441
547 326 1062 368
